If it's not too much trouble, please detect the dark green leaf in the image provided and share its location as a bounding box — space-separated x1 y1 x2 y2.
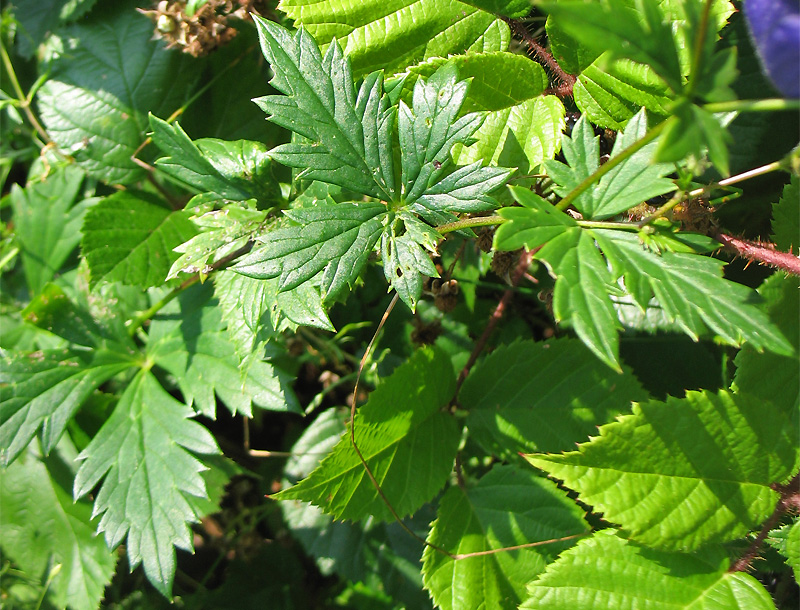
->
0 348 135 467
81 190 197 288
522 531 776 609
37 1 198 184
252 17 395 200
234 202 387 302
771 176 799 253
461 338 647 459
422 465 588 610
274 347 460 521
73 370 219 597
416 161 512 213
527 389 799 549
149 115 280 203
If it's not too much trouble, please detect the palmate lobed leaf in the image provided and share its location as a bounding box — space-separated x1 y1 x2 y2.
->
234 203 388 303
422 465 588 610
273 347 460 521
73 369 219 597
278 0 510 77
522 530 777 609
253 16 395 200
496 187 794 368
526 389 799 550
544 109 676 220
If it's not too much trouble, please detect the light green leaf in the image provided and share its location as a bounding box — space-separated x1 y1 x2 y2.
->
234 203 387 302
495 187 577 252
656 103 732 176
767 520 800 582
527 389 799 550
422 465 588 610
540 0 683 92
451 96 566 175
573 57 672 129
457 0 531 18
522 530 777 610
147 283 300 418
80 190 197 289
544 109 676 219
381 220 440 311
461 338 647 459
37 1 198 184
278 0 510 77
10 164 92 295
73 370 219 597
0 348 135 467
273 347 460 521
405 52 548 113
149 115 280 203
0 441 116 610
593 229 794 355
252 17 395 200
167 205 267 280
280 408 433 609
771 175 799 253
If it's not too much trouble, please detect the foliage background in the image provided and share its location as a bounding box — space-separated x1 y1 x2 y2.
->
0 0 798 608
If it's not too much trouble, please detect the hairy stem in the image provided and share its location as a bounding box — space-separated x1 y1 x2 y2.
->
437 215 505 234
714 233 800 276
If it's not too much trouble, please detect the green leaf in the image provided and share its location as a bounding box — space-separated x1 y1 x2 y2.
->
422 465 588 610
592 229 794 355
522 530 777 610
0 347 135 467
274 347 460 521
495 187 577 252
771 175 799 253
280 408 433 609
540 0 684 93
167 204 267 281
461 338 648 459
81 190 197 289
732 273 799 416
527 389 799 550
10 164 92 295
398 64 486 204
234 202 387 302
457 0 531 18
656 103 732 176
544 109 676 219
37 1 198 184
278 0 510 77
451 96 566 175
252 17 395 200
416 161 512 213
573 57 672 129
0 441 116 610
380 213 441 310
146 283 300 418
149 115 280 203
767 520 800 582
405 52 548 113
73 369 219 597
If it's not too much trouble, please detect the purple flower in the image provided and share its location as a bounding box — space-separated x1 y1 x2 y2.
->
745 0 800 98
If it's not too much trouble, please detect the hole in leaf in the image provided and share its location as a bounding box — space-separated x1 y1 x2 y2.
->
396 268 403 277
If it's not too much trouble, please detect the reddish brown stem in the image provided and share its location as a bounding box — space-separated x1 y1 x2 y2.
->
714 233 800 277
455 250 533 397
501 16 576 98
731 473 800 572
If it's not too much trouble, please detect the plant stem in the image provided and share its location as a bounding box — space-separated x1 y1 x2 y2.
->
577 219 640 231
640 159 786 225
704 98 800 114
437 215 505 234
557 120 668 211
714 233 800 276
0 41 51 144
